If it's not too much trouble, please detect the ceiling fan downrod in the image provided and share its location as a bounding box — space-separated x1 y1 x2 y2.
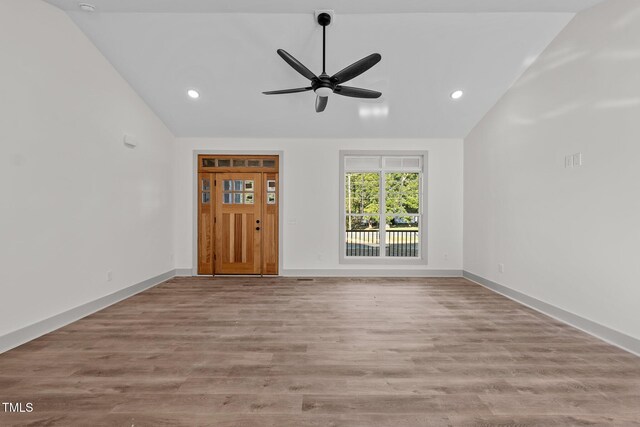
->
318 12 331 75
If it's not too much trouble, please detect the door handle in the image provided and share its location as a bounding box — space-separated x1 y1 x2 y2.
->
256 220 260 224
256 227 261 231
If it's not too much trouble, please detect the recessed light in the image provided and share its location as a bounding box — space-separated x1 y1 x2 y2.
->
451 90 464 100
359 104 389 119
187 89 200 99
78 3 96 12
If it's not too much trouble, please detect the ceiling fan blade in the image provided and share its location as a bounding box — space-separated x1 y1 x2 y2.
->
334 86 382 99
331 53 381 84
263 87 312 95
315 96 328 113
277 49 318 81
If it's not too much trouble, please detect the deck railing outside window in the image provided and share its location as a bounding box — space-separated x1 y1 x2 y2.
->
346 229 419 257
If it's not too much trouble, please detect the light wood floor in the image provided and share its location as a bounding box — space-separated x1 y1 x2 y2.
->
1 277 639 426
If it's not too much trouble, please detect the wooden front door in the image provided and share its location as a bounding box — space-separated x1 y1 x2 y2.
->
215 173 263 274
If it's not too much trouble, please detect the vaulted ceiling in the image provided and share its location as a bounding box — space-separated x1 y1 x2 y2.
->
45 0 604 138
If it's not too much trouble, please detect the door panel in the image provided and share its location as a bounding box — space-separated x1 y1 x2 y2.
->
198 173 214 275
262 173 279 275
215 173 262 274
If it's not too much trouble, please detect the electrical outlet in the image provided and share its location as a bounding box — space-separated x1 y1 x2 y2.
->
498 264 505 274
106 271 113 282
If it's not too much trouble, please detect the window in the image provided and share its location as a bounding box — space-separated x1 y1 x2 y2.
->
222 179 254 205
198 156 278 171
341 152 426 263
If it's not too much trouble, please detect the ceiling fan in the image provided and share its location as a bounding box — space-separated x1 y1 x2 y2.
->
263 12 382 113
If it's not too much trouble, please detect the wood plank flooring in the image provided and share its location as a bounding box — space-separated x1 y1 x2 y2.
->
1 277 639 426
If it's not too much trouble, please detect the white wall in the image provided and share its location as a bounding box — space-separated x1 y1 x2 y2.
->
0 0 175 336
464 0 640 340
174 138 463 274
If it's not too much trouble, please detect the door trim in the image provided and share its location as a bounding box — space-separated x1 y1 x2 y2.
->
191 150 284 276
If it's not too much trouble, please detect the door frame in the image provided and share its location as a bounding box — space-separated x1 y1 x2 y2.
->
191 150 284 276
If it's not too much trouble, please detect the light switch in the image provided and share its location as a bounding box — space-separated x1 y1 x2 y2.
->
565 155 573 168
573 153 582 167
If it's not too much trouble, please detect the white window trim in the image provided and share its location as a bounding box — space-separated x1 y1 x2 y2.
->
339 150 428 266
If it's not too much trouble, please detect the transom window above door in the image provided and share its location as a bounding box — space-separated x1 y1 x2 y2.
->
199 156 278 172
340 152 427 265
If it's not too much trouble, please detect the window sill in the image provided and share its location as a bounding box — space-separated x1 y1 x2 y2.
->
340 257 428 266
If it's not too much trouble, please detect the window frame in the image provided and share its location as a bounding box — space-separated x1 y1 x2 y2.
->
339 150 428 266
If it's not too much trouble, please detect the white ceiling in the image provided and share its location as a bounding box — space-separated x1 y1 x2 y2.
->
45 0 604 14
43 1 603 138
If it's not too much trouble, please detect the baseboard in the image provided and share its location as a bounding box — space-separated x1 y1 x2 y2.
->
175 268 194 276
282 269 462 277
0 269 176 354
463 271 640 357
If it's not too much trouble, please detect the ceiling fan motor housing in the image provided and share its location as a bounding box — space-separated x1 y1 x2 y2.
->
312 73 335 96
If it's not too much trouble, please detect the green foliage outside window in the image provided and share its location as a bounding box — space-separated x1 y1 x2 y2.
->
345 172 420 231
345 173 380 215
385 173 419 214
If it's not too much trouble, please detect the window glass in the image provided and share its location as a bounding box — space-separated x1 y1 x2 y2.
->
345 216 380 257
345 173 380 215
385 173 419 214
345 156 380 171
343 155 423 259
385 216 419 257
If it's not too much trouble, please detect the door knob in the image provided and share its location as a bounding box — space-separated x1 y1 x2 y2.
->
256 220 260 224
256 227 261 231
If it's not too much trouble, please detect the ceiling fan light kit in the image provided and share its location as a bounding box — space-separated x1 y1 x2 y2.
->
263 11 382 113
